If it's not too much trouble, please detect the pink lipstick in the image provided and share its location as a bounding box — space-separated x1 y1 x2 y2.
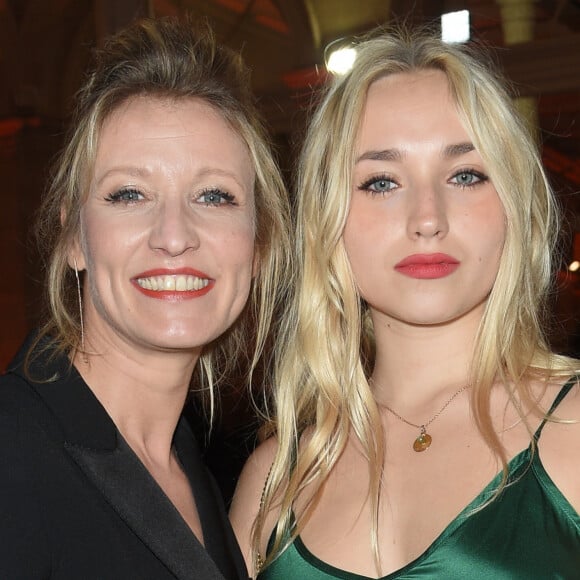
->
394 253 460 279
131 268 214 300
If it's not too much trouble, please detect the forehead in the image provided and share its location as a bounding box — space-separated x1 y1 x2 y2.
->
357 70 469 149
100 95 248 151
365 69 453 108
92 95 255 186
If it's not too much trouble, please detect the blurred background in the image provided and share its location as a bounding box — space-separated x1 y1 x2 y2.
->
1 0 579 497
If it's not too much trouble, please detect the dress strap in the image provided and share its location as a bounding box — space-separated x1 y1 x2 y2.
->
533 375 579 441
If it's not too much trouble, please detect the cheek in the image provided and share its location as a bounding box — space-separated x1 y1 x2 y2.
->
485 191 506 235
81 228 114 275
343 208 394 269
470 220 506 298
79 227 131 317
230 217 256 255
342 237 378 302
463 193 505 256
343 207 367 260
480 208 507 263
234 239 257 281
81 213 144 269
225 218 256 265
343 229 370 288
221 228 256 319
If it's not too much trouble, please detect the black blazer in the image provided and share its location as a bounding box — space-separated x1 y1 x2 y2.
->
0 335 248 580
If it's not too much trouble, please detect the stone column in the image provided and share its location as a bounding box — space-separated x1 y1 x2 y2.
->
496 0 538 132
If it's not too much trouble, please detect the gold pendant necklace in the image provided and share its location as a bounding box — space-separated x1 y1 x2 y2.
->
379 384 470 452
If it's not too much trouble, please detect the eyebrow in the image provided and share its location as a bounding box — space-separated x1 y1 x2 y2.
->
94 166 150 187
355 149 402 163
443 142 475 157
355 142 475 164
94 166 251 190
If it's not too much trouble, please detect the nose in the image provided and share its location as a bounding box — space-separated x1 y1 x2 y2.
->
148 198 200 256
406 183 449 240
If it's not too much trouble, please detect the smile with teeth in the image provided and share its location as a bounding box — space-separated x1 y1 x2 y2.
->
136 274 210 292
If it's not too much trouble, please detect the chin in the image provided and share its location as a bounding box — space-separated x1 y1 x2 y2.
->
407 306 486 328
136 328 204 351
164 325 233 350
382 305 469 328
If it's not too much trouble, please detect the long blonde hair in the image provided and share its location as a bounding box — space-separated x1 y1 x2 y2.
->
254 27 577 571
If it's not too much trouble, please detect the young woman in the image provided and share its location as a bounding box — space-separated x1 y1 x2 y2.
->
0 17 290 579
231 29 580 578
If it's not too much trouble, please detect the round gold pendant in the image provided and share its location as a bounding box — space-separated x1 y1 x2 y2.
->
413 432 432 452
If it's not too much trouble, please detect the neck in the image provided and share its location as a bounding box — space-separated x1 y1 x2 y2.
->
370 305 482 409
74 329 199 466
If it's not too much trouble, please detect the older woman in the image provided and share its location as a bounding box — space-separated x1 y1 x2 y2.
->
231 29 580 578
0 16 290 580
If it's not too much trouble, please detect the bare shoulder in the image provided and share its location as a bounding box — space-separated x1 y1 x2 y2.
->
536 374 580 513
229 436 278 572
231 436 278 516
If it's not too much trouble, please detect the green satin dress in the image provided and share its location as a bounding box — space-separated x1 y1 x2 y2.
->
258 378 580 579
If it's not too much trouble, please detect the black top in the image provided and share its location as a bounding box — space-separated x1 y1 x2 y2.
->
0 333 248 580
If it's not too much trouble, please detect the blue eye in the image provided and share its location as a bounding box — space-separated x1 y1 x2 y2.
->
197 189 236 206
105 188 144 203
358 176 398 194
450 170 487 188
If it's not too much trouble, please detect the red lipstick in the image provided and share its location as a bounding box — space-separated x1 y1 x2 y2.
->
131 268 214 300
394 253 460 279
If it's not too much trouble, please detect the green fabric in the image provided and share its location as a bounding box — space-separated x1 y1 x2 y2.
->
259 378 580 579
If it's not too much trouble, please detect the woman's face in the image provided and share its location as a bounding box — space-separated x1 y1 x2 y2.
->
343 70 505 329
71 96 256 355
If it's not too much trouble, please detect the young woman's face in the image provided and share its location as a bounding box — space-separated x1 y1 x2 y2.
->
343 70 505 329
71 96 256 355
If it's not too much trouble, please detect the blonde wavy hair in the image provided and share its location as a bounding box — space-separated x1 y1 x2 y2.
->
31 17 292 406
253 27 577 571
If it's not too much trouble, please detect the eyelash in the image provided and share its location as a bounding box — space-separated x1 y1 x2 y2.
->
449 168 488 188
197 188 237 207
104 188 143 204
357 168 489 196
104 187 237 206
357 174 398 195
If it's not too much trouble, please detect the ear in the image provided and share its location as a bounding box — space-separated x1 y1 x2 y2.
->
61 206 87 271
67 240 87 272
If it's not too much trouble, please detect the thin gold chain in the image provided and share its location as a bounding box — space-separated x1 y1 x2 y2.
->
378 383 470 430
254 461 275 573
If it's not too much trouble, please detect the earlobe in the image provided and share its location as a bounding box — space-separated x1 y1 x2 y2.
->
62 206 87 271
67 240 87 272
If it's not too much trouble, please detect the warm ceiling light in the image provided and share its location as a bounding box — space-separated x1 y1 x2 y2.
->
441 10 470 44
326 46 357 75
569 261 580 272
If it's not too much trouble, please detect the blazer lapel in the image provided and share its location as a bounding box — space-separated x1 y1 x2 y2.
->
66 436 226 580
11 339 228 580
175 419 248 580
